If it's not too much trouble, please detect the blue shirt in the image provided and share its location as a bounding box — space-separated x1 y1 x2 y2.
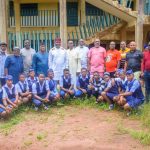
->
48 79 58 95
0 51 7 78
60 76 73 88
4 55 24 84
32 52 48 76
15 81 29 93
32 80 49 95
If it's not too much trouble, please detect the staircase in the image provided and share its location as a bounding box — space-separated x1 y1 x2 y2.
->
85 0 137 22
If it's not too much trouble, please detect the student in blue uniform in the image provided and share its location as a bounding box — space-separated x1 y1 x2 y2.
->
101 72 121 110
59 69 75 99
4 47 24 84
32 73 50 111
32 42 49 76
88 71 105 103
47 69 60 103
117 70 144 115
3 75 20 108
75 68 91 98
16 74 32 103
26 69 38 92
0 86 12 118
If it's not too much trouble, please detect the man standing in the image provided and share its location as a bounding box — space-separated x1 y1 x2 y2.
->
32 42 48 76
4 47 24 84
124 41 143 80
88 39 106 77
20 40 36 74
119 41 130 69
75 39 89 69
142 41 150 103
0 42 8 86
105 41 121 77
48 38 68 83
67 40 81 86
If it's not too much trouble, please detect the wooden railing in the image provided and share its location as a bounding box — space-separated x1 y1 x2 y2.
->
9 10 59 27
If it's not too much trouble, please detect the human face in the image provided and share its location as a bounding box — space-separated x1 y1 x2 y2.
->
0 45 7 52
81 69 87 77
127 74 134 81
39 74 45 82
64 71 70 78
6 80 13 87
40 45 46 52
48 72 54 79
129 42 136 51
104 75 110 82
119 73 126 80
55 42 61 48
19 75 25 82
13 49 20 56
120 42 126 50
24 40 30 49
29 71 35 78
79 39 84 47
94 39 100 48
109 42 116 50
93 72 99 80
68 41 74 49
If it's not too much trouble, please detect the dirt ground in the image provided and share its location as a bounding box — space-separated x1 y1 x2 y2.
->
0 106 149 150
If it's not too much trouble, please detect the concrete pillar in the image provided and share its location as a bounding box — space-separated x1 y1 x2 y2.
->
59 0 67 48
79 0 86 24
14 0 21 47
0 0 7 42
135 0 144 50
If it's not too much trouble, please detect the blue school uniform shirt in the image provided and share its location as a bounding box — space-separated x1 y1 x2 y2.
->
32 80 49 96
126 79 144 100
60 75 73 89
48 79 58 95
76 75 90 90
4 55 24 84
25 77 38 92
15 81 29 94
32 51 49 76
106 78 121 94
3 84 18 99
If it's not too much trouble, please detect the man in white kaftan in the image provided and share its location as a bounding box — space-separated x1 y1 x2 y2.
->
48 38 68 83
75 39 89 69
67 40 81 87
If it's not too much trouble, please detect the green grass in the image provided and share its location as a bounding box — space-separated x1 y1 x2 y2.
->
117 124 150 145
37 132 48 141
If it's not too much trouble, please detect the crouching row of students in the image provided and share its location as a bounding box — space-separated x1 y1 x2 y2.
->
0 67 144 118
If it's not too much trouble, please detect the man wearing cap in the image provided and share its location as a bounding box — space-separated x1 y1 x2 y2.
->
67 40 81 86
48 38 68 83
124 41 143 80
0 42 8 86
4 47 24 84
32 42 48 76
141 41 150 103
88 39 106 77
117 70 144 115
21 40 36 75
75 39 89 69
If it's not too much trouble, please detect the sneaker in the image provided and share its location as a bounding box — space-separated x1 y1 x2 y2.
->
108 104 114 110
43 104 49 110
95 99 99 104
126 111 131 116
34 106 39 111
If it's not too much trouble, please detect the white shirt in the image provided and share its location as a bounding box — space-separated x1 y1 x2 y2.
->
20 47 36 73
75 46 89 68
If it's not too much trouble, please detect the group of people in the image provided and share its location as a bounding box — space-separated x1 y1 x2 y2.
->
0 37 150 118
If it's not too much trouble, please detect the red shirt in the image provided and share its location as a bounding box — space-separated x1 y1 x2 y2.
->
105 49 121 72
142 50 150 71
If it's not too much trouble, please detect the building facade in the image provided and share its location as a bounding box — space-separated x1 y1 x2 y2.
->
0 0 150 51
